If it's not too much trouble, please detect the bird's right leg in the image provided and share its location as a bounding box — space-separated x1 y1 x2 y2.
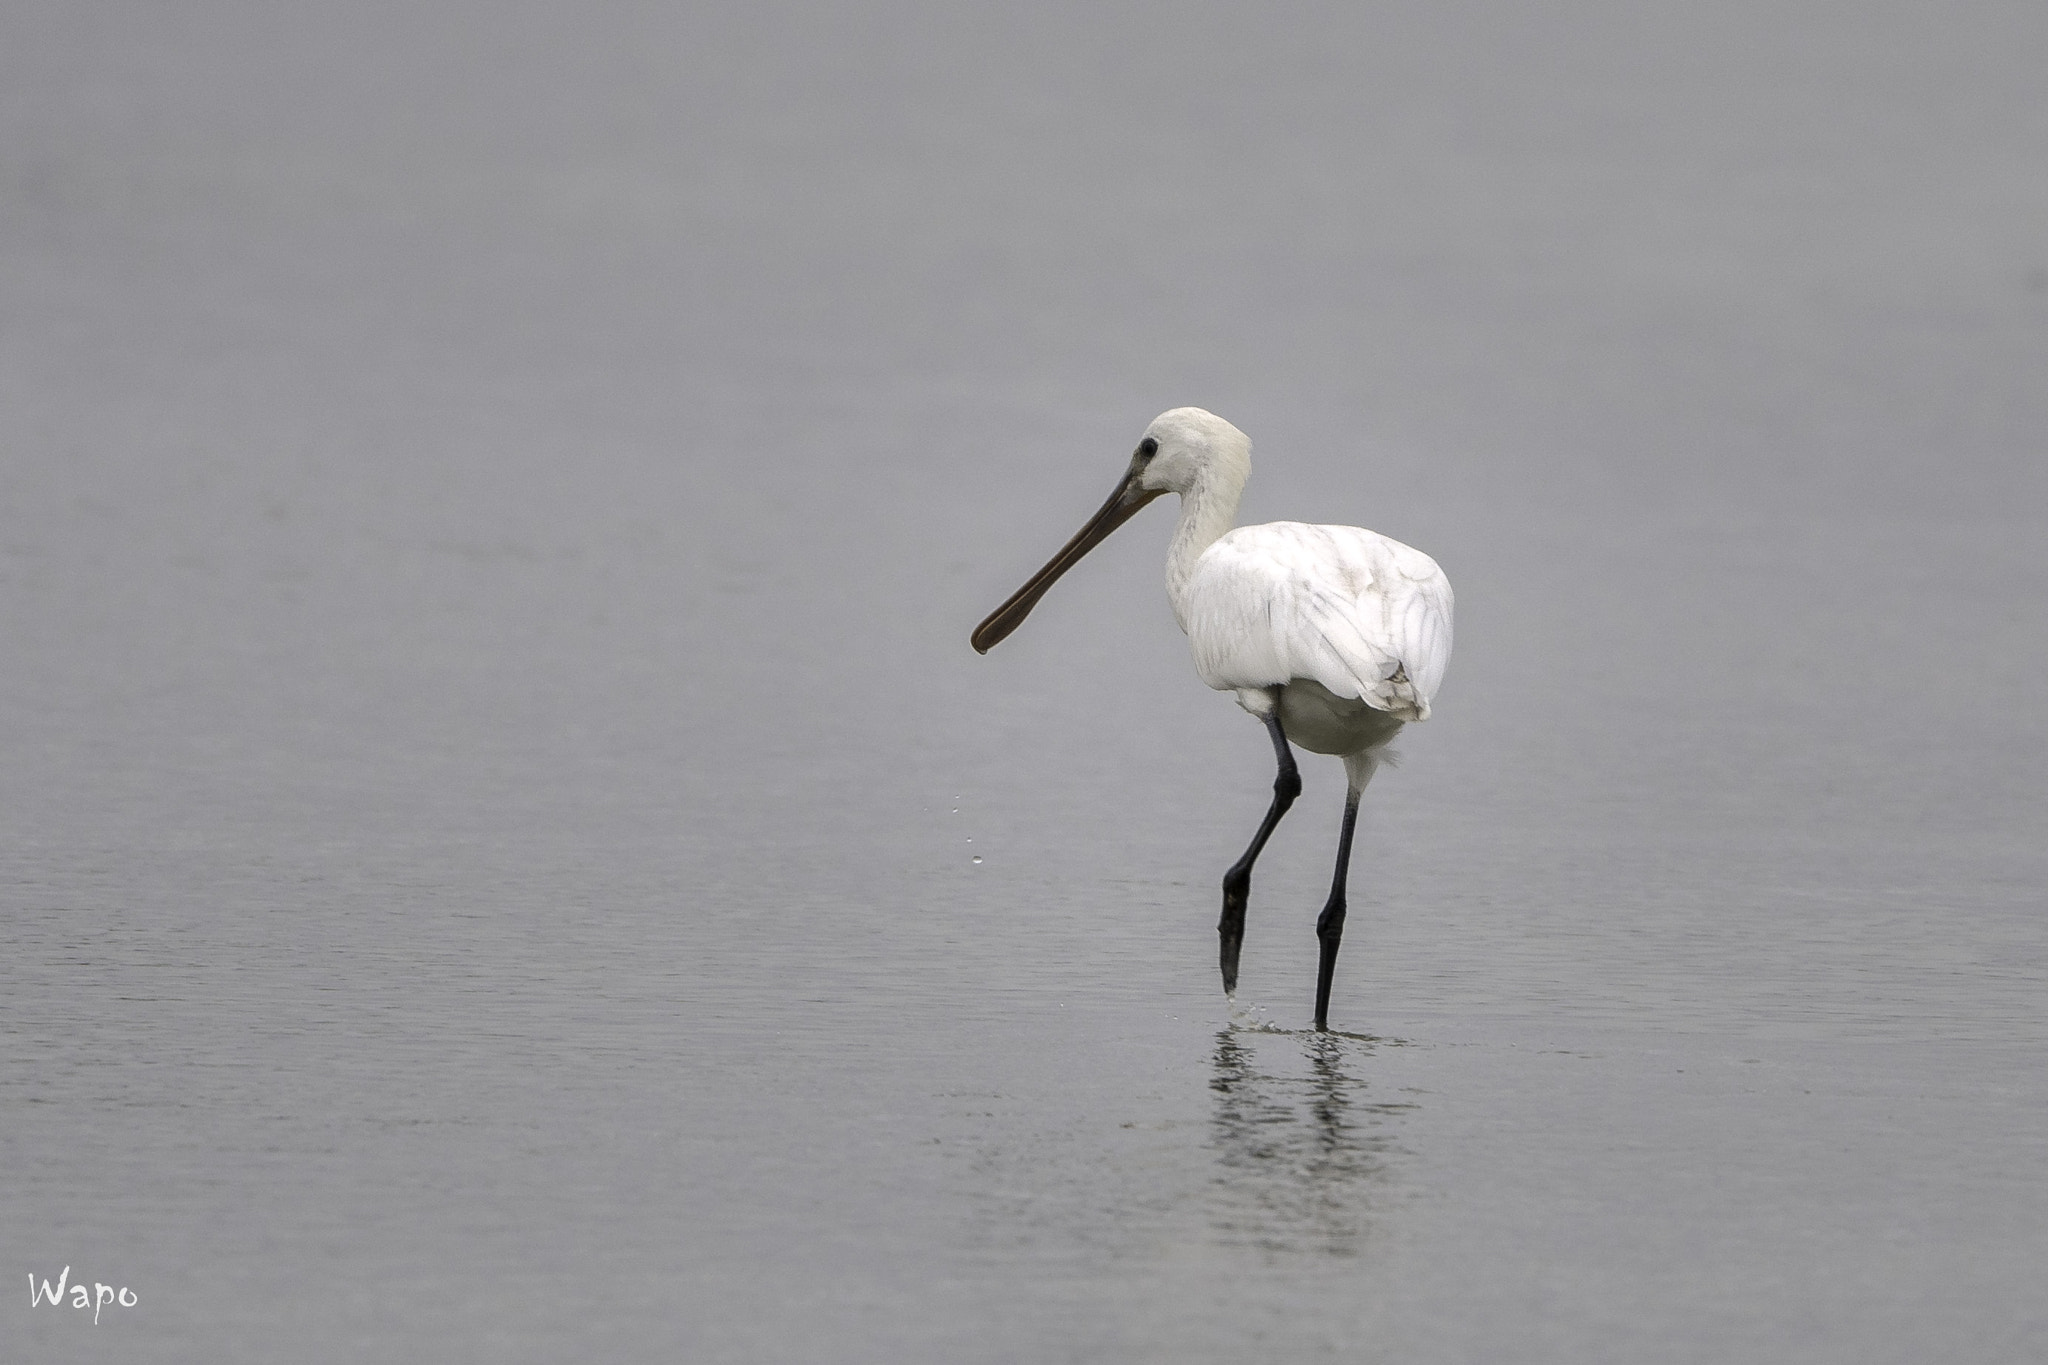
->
1219 706 1300 997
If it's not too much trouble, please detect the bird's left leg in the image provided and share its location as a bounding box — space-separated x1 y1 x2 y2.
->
1219 702 1299 998
1314 751 1377 1032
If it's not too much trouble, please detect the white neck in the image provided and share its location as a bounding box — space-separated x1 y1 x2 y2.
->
1164 464 1246 631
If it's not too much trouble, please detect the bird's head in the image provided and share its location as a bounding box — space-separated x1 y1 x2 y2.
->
1133 406 1252 496
970 407 1250 654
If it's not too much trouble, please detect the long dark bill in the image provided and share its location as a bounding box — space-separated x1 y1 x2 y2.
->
971 455 1164 654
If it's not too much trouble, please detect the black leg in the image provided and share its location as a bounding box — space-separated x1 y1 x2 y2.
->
1314 789 1362 1031
1219 711 1299 996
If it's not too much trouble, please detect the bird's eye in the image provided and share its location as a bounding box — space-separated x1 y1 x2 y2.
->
1137 438 1159 460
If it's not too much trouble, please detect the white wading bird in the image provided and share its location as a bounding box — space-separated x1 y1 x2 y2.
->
972 408 1452 1031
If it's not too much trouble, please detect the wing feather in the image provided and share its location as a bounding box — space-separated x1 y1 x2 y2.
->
1183 522 1454 720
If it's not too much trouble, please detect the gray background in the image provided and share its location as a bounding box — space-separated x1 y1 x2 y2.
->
4 1 2044 1360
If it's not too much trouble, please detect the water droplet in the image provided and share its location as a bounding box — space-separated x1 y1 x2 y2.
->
971 855 982 865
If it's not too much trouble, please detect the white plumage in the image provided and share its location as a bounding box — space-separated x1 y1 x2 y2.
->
1186 521 1453 723
972 407 1454 1030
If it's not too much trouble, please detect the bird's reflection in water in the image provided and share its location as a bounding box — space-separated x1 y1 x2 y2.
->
1208 1028 1412 1256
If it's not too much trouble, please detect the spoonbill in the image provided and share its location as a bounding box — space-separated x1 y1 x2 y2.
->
972 408 1452 1031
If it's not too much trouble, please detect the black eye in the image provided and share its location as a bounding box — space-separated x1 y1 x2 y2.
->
1137 437 1158 459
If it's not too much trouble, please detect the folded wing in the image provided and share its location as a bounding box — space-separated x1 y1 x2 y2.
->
1183 522 1454 720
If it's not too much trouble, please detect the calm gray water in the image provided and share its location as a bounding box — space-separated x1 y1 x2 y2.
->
5 2 2045 1360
